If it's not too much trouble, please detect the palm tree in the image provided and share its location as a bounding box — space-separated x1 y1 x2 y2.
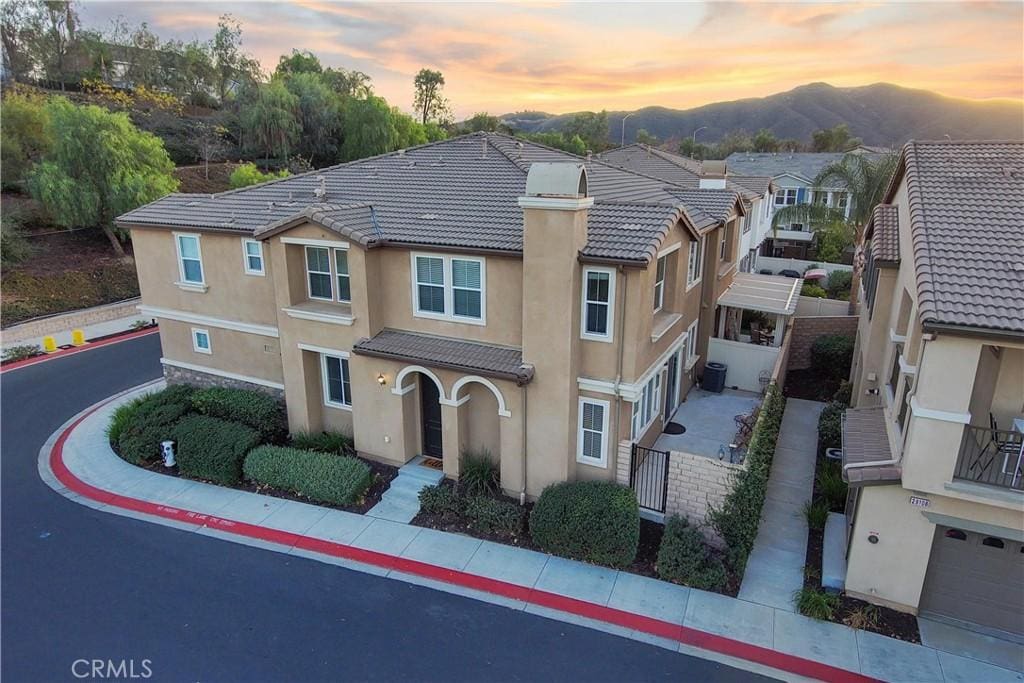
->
771 152 898 311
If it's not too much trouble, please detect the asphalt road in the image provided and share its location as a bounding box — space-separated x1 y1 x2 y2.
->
1 334 768 682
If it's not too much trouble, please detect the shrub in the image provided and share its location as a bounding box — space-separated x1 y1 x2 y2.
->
191 387 286 441
459 449 499 497
801 283 828 298
795 587 840 620
817 461 848 512
229 162 290 189
172 415 260 485
464 495 524 534
116 386 196 465
804 500 829 531
826 270 853 298
243 445 372 506
290 430 353 455
817 401 845 456
530 481 640 569
810 334 855 380
843 605 879 630
657 516 728 591
107 393 151 446
2 344 42 362
708 383 786 573
418 484 464 516
832 380 853 407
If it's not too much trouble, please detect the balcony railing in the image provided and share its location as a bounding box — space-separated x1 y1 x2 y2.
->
954 425 1023 492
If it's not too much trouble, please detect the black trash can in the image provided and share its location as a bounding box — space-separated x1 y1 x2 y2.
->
704 362 727 393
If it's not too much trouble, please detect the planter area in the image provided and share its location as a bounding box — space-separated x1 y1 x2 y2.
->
109 384 396 515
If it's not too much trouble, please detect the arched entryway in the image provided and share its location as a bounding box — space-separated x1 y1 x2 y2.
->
392 366 447 462
419 373 443 459
451 377 506 468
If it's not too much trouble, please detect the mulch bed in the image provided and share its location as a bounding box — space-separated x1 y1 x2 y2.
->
130 447 398 516
784 367 842 402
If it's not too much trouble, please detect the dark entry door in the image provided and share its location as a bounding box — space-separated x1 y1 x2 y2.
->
420 379 443 458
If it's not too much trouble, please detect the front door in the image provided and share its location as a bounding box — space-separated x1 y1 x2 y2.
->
664 352 679 423
420 378 443 459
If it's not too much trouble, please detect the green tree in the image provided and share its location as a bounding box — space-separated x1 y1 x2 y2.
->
391 108 428 149
29 98 177 256
323 67 372 98
339 95 397 161
413 68 450 125
228 162 290 189
635 128 658 146
752 128 780 152
811 123 861 152
211 14 260 102
423 121 447 142
1 90 52 190
771 152 898 308
283 72 342 165
677 137 711 160
275 49 322 77
518 131 587 156
2 0 41 81
461 112 506 133
177 41 216 105
564 110 609 151
239 79 300 161
35 0 79 86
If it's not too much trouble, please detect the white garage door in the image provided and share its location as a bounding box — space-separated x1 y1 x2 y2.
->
920 526 1024 637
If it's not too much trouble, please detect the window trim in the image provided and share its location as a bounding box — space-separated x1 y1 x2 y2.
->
241 238 265 276
631 372 662 441
174 232 205 287
653 255 667 312
410 252 487 326
577 397 610 468
191 327 211 354
334 248 351 303
685 319 699 368
686 235 705 291
581 266 616 342
320 352 353 411
305 246 334 301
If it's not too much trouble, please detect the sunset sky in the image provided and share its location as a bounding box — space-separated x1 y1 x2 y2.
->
81 1 1024 119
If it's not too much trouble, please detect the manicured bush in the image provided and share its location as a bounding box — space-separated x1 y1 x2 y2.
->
464 495 524 535
243 445 372 506
459 449 499 497
826 270 853 298
801 283 828 298
810 334 855 380
656 516 728 591
530 481 640 569
418 483 464 516
707 383 786 574
817 461 848 512
803 500 829 531
795 587 840 620
191 387 286 441
107 394 151 446
172 415 260 485
115 386 197 465
290 430 353 455
817 400 845 456
832 380 853 407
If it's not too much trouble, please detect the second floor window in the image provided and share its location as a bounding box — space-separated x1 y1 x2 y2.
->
305 245 351 303
413 254 485 323
452 259 482 318
415 256 446 314
582 268 613 340
687 236 704 288
335 250 351 302
774 189 798 206
242 239 264 275
653 255 667 312
176 234 204 284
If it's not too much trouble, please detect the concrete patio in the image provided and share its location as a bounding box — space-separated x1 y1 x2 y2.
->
654 388 762 458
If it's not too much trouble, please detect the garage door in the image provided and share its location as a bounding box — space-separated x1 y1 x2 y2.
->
920 526 1024 637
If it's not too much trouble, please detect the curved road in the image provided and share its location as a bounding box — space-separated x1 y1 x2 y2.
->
1 334 763 682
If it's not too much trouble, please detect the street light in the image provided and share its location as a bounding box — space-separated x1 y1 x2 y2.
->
621 113 634 147
692 126 707 144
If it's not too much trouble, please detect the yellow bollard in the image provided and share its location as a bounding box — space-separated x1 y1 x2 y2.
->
71 329 86 346
42 335 57 353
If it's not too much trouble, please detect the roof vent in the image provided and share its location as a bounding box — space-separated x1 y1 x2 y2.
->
481 137 488 159
586 150 593 161
515 141 524 150
314 176 326 201
419 214 438 220
398 148 405 157
524 162 588 198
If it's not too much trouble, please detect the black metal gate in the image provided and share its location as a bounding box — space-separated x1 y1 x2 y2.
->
629 444 670 513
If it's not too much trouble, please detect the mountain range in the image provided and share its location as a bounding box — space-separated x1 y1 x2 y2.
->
500 83 1023 146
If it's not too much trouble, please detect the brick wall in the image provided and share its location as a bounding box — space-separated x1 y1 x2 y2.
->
3 298 142 343
789 315 858 370
164 364 285 401
664 451 744 545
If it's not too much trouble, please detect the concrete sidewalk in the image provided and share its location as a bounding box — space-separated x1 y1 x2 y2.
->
39 382 1024 683
739 399 824 611
2 298 144 351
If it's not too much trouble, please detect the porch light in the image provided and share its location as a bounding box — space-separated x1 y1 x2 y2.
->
377 372 387 386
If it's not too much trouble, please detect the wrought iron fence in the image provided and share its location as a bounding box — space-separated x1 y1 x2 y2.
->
954 425 1023 492
629 444 670 513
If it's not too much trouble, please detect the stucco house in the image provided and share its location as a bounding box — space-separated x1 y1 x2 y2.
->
844 140 1024 638
117 133 799 503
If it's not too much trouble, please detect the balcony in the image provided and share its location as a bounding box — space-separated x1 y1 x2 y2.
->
954 425 1023 492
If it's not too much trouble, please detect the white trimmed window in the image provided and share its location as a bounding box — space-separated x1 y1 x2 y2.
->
582 268 614 341
176 234 204 285
685 319 699 365
577 398 609 467
242 239 264 275
306 246 333 300
321 354 352 409
653 255 667 312
335 249 351 302
631 372 661 440
686 235 705 289
191 328 211 354
412 253 486 324
774 188 798 206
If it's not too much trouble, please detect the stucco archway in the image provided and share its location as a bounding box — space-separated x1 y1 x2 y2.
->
450 375 512 418
392 365 447 401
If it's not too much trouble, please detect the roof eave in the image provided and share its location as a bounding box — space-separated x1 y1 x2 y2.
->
921 321 1024 343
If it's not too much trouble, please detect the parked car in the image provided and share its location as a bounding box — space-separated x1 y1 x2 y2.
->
778 269 802 278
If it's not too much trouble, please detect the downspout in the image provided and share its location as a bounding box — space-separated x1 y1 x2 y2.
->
614 267 629 444
520 385 528 505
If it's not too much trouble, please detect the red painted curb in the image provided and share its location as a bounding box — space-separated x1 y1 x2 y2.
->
1 328 159 374
49 396 878 683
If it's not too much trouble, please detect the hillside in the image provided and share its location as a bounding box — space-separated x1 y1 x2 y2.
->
503 83 1023 146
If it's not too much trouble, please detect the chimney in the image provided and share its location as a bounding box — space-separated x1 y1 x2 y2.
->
699 160 727 189
518 163 592 492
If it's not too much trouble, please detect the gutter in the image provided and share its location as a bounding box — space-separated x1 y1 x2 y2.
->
613 267 629 445
921 321 1024 343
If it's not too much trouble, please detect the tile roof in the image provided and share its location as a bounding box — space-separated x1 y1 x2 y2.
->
866 204 900 263
893 140 1024 335
119 133 746 266
352 329 533 384
598 145 766 198
724 151 884 183
841 407 901 486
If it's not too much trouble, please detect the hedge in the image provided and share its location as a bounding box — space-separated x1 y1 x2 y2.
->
530 481 639 569
290 430 353 455
191 387 287 442
419 484 464 516
172 415 261 485
707 383 786 573
810 334 855 380
115 386 196 465
817 401 845 457
243 445 372 506
656 516 727 591
464 495 524 534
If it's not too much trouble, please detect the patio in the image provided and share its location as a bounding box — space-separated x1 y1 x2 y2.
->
654 388 762 459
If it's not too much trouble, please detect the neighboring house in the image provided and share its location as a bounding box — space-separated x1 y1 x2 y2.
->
725 151 882 261
600 144 775 273
117 132 797 502
844 140 1024 638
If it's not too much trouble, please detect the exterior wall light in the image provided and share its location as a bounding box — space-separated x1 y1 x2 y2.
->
377 373 387 386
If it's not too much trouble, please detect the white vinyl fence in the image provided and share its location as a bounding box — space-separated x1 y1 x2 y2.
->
756 256 852 276
795 296 852 316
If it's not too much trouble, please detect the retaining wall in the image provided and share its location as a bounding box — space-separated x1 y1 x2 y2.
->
789 316 859 371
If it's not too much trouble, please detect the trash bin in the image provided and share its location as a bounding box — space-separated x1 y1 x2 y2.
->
704 362 727 393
